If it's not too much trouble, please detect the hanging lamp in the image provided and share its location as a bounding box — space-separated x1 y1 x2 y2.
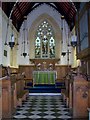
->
22 16 28 57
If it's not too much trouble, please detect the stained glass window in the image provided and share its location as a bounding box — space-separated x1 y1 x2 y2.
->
35 20 55 58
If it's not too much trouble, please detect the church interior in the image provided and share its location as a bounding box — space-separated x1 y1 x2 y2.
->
0 1 90 120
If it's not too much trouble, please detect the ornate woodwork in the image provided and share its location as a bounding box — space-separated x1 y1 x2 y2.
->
30 58 60 70
71 75 88 118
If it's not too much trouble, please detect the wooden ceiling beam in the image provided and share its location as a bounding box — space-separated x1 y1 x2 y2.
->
2 2 77 31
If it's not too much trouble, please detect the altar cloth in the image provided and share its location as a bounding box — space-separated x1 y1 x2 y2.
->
33 71 56 85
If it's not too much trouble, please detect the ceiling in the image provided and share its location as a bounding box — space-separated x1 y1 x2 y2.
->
2 2 78 31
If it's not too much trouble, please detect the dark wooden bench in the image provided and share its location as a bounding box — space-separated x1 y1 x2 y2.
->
15 74 29 106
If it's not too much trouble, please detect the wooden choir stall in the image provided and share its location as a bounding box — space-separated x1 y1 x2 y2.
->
62 68 89 119
0 67 29 119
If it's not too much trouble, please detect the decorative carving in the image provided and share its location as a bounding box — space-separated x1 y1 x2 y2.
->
37 63 41 70
43 61 47 71
49 63 53 71
82 92 88 99
76 85 88 99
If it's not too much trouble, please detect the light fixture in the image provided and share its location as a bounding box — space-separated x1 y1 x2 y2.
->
61 15 64 30
61 15 65 19
61 52 66 57
4 19 19 49
23 52 27 57
4 2 19 49
71 35 77 47
61 50 71 57
21 16 29 57
9 25 15 49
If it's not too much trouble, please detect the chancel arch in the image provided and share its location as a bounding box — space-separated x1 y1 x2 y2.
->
29 14 62 62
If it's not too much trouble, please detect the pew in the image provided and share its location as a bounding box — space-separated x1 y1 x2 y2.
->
14 73 29 107
62 70 89 118
24 78 33 87
1 72 29 119
88 79 90 120
1 76 15 118
61 74 70 107
72 75 88 118
88 108 90 120
88 80 90 107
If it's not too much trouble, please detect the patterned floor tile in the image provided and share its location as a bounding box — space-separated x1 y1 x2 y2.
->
43 114 56 119
19 107 30 110
37 112 48 117
31 111 41 115
57 107 69 111
44 110 55 115
44 107 54 110
28 114 41 119
17 110 28 114
57 111 69 115
51 112 61 117
13 94 72 119
51 108 61 113
13 115 27 118
58 114 71 119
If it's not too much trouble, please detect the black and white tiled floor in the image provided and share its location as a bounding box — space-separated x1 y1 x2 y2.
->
13 93 72 120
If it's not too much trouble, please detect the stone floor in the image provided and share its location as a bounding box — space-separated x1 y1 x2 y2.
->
13 93 88 120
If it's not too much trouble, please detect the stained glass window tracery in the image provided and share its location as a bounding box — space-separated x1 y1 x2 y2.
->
35 20 55 58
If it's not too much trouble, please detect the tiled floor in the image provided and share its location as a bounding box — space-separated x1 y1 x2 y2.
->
13 94 72 120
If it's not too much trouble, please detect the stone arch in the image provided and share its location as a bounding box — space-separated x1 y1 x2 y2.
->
28 13 62 60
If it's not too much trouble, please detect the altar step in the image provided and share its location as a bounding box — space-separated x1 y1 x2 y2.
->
26 82 65 88
25 87 61 93
34 84 56 88
25 84 62 93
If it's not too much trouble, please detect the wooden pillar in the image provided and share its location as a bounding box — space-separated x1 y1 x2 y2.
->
69 82 73 109
0 65 2 78
0 78 2 119
2 77 15 118
87 108 90 120
88 4 90 48
88 81 90 108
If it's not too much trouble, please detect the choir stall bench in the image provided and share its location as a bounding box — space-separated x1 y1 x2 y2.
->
15 73 29 106
1 74 29 119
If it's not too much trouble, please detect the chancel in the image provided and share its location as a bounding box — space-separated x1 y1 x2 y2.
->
0 1 90 120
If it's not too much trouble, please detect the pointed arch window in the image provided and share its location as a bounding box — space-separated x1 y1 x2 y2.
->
35 20 55 58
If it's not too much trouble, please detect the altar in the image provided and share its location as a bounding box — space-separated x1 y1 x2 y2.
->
33 71 57 86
